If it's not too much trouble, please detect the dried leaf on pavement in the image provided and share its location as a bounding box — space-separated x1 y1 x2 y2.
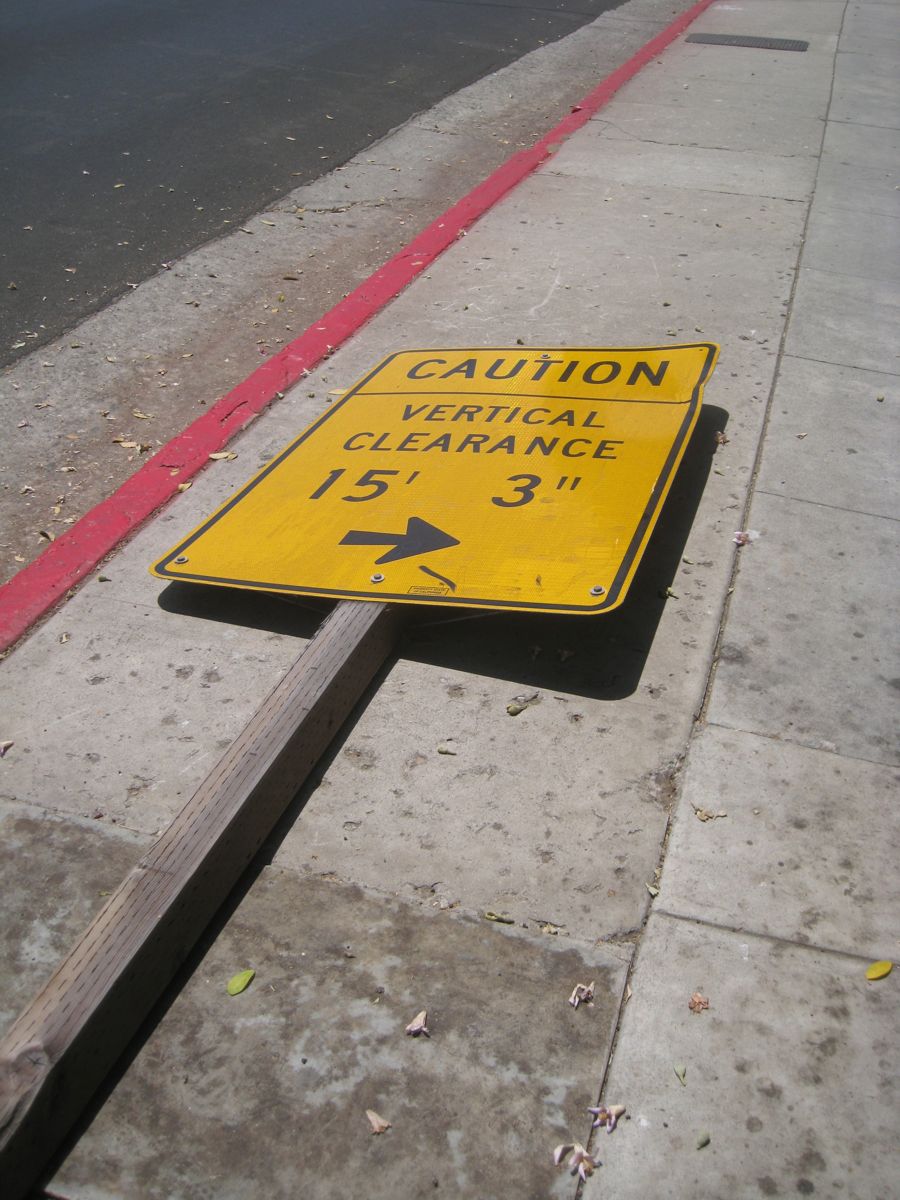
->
366 1109 392 1134
865 961 892 981
588 1103 625 1132
674 1064 687 1086
483 910 514 924
692 805 727 823
696 1132 711 1150
568 981 595 1009
688 992 710 1014
506 691 539 716
733 530 760 546
208 451 237 461
0 741 14 758
553 1143 597 1181
405 1010 430 1037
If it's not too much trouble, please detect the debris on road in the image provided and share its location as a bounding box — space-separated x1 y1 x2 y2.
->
674 1063 687 1086
688 992 709 1014
405 1010 430 1037
553 1142 598 1181
568 981 595 1009
865 961 892 981
366 1109 391 1135
506 691 540 716
733 530 760 546
588 1103 625 1132
691 804 727 823
483 910 514 924
696 1131 711 1150
225 969 255 996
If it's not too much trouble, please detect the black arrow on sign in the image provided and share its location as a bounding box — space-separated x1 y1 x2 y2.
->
340 517 460 565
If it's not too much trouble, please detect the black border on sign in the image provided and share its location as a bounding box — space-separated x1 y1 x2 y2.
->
151 344 719 615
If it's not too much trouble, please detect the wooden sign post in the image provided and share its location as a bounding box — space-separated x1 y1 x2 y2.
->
0 600 405 1200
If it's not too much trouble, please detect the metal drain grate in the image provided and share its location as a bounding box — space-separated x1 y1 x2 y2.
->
686 33 809 52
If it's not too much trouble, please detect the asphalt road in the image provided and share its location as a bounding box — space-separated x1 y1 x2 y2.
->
1 0 623 366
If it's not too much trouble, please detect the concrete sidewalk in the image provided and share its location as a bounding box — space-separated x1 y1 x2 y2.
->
2 0 898 1197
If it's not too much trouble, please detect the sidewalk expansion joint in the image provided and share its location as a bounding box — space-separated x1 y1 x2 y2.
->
0 792 152 843
268 863 620 954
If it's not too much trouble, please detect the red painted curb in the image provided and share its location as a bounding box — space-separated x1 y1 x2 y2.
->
0 0 717 654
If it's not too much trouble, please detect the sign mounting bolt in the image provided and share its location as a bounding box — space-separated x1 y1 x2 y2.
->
370 573 385 584
590 584 605 596
175 556 189 564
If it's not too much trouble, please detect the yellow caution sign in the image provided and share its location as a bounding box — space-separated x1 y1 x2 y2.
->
152 344 718 614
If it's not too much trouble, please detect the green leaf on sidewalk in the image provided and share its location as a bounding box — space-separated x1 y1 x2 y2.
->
226 968 255 995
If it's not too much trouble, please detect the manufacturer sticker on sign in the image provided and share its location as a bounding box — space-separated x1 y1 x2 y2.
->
152 344 719 614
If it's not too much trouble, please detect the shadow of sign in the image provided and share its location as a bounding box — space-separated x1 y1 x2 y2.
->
403 403 727 700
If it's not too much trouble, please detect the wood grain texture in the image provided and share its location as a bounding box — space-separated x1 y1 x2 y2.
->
0 599 404 1199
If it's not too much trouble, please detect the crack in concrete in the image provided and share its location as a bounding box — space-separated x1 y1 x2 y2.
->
541 166 808 203
705 720 899 771
785 350 900 376
654 908 881 964
589 116 818 160
754 488 900 523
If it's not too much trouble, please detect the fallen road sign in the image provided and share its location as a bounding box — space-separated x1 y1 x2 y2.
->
151 344 719 614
